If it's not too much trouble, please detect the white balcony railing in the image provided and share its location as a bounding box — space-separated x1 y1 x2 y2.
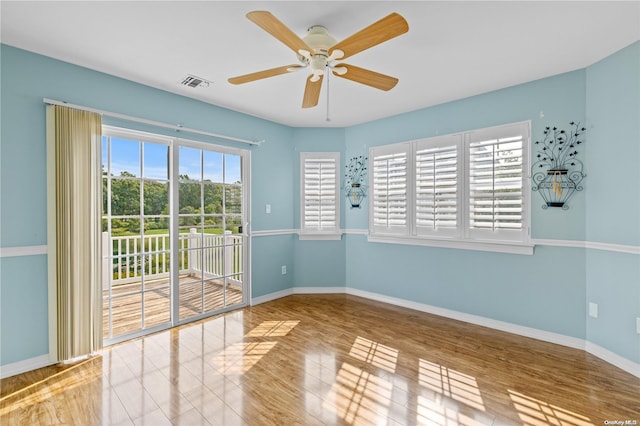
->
103 228 243 287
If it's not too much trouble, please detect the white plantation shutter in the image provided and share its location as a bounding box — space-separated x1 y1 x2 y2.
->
301 152 340 236
368 122 530 252
415 135 462 237
370 144 410 235
467 123 527 241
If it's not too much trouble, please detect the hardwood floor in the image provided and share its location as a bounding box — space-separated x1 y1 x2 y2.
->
1 294 638 425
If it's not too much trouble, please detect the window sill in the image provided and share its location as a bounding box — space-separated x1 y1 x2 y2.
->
367 234 534 255
298 232 342 241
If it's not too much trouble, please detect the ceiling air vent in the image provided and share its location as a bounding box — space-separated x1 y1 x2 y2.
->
179 74 212 88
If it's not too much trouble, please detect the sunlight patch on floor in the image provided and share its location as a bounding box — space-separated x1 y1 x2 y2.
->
323 362 394 425
244 320 300 337
211 341 277 374
417 395 492 426
419 359 485 411
0 357 103 418
508 390 593 426
349 336 399 373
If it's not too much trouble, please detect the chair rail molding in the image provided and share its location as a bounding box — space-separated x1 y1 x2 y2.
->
0 245 48 258
533 238 640 255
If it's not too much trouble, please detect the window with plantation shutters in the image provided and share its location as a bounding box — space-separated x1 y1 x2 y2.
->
370 144 410 235
467 124 526 241
368 121 531 254
300 152 340 239
415 135 462 237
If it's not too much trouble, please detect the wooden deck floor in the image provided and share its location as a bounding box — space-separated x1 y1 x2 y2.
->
103 274 244 338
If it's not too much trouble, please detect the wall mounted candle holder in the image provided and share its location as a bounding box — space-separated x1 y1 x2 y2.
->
344 155 368 208
531 122 586 210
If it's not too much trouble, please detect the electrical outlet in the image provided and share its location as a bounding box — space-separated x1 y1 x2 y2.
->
589 302 598 318
266 204 271 214
281 265 287 275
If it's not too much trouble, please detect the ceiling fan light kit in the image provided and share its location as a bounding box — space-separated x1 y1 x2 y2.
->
228 10 409 108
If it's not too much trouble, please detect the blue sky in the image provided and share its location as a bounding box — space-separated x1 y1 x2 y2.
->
102 136 241 183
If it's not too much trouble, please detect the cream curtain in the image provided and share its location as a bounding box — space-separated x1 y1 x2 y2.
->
48 105 103 361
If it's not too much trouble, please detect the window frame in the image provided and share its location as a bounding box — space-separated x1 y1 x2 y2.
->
368 121 533 255
299 151 341 240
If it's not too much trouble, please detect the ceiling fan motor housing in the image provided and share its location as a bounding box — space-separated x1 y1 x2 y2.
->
300 25 339 79
303 25 337 55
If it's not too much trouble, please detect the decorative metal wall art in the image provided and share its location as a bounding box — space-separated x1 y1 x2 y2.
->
344 155 368 208
531 122 586 210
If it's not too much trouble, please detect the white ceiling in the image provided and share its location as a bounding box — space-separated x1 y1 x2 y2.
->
2 1 639 127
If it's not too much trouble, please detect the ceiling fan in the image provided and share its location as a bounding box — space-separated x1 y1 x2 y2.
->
228 11 409 108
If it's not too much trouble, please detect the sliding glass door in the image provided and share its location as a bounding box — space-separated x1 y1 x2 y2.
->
102 130 172 340
176 145 245 323
102 127 248 344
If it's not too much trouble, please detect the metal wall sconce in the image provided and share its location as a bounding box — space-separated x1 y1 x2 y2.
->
531 122 586 210
345 155 368 208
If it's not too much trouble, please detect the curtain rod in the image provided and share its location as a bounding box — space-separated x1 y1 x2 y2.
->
43 98 263 146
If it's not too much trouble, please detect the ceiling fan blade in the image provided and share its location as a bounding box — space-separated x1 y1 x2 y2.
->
302 74 323 108
329 13 408 60
228 65 304 85
247 11 312 55
332 64 398 91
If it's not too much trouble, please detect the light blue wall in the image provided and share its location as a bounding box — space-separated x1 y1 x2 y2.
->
251 235 294 297
585 41 640 246
291 128 347 287
0 256 49 364
585 41 640 363
2 41 639 370
344 70 589 340
0 45 296 365
347 237 586 337
585 250 639 362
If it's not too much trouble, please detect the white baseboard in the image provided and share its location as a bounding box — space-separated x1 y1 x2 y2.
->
345 287 586 350
250 288 293 306
293 286 347 294
251 286 639 378
0 354 54 379
250 286 345 305
585 341 640 377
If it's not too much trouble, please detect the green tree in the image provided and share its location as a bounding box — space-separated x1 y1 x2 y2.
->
204 182 223 214
143 181 168 215
179 176 202 211
111 172 140 216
